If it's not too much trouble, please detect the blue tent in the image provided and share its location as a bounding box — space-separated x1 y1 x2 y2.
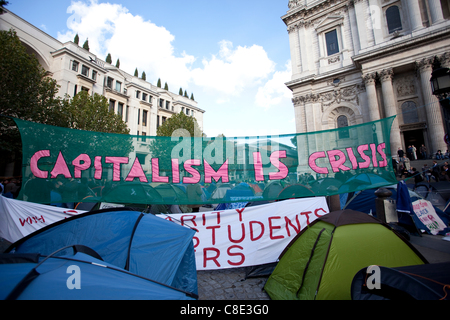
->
5 208 198 298
0 245 197 300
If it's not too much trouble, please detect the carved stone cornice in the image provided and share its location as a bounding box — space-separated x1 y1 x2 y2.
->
292 84 365 108
416 57 434 73
284 0 350 27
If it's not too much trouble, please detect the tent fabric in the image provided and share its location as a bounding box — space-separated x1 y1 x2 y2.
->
264 210 428 300
5 208 198 296
351 262 450 300
0 249 196 300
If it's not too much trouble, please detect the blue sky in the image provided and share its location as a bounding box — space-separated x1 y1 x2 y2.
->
7 0 295 138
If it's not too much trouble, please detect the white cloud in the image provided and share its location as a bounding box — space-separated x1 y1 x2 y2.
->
191 40 275 95
255 60 292 109
57 1 281 103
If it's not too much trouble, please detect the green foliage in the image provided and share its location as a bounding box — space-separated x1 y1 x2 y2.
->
157 78 161 88
115 58 120 68
0 29 65 157
82 39 89 51
141 71 146 80
156 111 202 138
0 0 9 14
106 53 112 64
134 68 138 77
62 91 130 135
179 88 183 95
74 33 79 45
190 93 195 101
184 90 188 98
164 82 169 90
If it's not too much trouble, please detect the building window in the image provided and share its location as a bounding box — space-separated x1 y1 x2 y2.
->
142 93 148 101
125 105 129 122
142 110 148 126
115 81 122 92
337 115 349 139
325 30 339 56
109 99 115 113
92 70 97 81
106 77 113 89
118 102 124 118
81 65 89 77
386 6 402 34
72 61 79 72
137 109 140 125
166 101 170 110
136 90 141 99
159 99 164 108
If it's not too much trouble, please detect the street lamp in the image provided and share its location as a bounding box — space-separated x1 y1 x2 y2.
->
431 68 450 96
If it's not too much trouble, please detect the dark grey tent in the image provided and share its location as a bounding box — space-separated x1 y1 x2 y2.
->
351 262 450 300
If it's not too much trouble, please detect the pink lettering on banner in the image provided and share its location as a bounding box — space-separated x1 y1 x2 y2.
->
183 159 201 184
377 143 388 167
357 144 371 169
269 151 289 180
172 159 180 184
94 156 102 180
105 157 129 181
308 143 390 174
126 158 148 182
204 159 229 183
51 151 72 179
72 154 91 179
151 158 169 183
346 147 358 170
309 151 329 174
327 150 351 173
253 152 264 182
30 150 50 179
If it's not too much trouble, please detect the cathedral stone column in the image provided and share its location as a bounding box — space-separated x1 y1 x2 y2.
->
379 68 402 156
428 0 445 25
363 72 381 121
407 0 424 31
417 58 447 153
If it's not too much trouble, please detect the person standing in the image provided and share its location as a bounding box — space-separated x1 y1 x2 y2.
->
420 144 427 159
412 145 417 160
397 147 404 161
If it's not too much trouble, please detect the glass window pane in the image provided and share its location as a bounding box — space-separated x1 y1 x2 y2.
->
325 30 339 56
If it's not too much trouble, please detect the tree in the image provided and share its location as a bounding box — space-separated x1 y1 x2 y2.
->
115 58 120 68
190 93 195 101
106 53 112 64
179 88 183 95
82 39 89 51
157 78 161 88
0 0 9 14
62 91 129 134
141 71 146 80
156 111 202 138
184 90 188 98
164 82 169 91
0 29 65 156
74 33 79 45
134 68 138 77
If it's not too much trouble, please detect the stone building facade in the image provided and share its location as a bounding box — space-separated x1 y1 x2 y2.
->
283 0 450 157
0 10 205 138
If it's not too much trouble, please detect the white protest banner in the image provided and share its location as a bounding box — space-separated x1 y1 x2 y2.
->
0 196 85 243
412 199 447 235
161 197 329 270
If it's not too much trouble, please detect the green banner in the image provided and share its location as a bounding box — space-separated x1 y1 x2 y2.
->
15 116 396 208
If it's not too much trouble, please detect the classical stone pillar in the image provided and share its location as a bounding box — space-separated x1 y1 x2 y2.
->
379 68 402 156
417 58 447 153
428 0 445 25
363 72 381 121
407 0 424 31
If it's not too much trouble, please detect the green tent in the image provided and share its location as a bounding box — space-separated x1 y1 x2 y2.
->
264 209 428 300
